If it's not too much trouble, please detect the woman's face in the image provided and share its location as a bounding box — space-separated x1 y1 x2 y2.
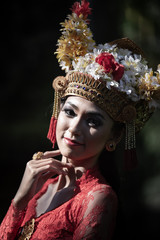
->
56 96 114 166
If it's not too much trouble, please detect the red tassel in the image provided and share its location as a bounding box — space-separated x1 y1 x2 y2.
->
47 116 57 148
124 148 138 171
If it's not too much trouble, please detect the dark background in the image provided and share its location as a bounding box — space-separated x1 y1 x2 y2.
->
1 0 160 239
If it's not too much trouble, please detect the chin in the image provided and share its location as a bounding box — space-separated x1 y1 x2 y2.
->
59 147 75 159
60 149 81 162
58 142 83 160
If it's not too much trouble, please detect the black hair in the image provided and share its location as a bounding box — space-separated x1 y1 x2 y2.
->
112 121 125 143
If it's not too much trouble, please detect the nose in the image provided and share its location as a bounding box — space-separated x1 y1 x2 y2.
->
68 118 82 136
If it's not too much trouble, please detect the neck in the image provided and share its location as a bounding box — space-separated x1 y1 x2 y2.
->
57 155 98 189
62 154 99 171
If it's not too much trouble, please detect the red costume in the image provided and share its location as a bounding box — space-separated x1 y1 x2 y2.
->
0 167 117 240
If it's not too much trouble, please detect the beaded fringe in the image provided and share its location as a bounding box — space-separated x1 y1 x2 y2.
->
47 91 59 148
124 121 138 170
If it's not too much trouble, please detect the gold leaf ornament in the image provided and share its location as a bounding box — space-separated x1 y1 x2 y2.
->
18 218 35 240
52 76 67 93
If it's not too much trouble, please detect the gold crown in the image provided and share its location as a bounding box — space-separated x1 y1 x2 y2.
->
52 71 153 132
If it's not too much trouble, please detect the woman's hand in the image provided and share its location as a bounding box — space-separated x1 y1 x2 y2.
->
13 150 72 210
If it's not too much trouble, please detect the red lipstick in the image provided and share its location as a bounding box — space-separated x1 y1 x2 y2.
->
64 137 84 146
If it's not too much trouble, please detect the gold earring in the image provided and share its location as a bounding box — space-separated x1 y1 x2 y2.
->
106 141 116 152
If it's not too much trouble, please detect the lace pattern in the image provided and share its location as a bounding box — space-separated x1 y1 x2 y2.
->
0 167 117 240
0 200 26 240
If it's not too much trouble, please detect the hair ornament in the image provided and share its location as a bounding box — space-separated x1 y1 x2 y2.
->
47 0 160 170
55 0 95 72
52 76 67 93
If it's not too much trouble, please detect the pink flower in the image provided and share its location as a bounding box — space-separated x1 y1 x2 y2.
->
95 52 124 81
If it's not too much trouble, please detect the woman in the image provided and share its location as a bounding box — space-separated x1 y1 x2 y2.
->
0 95 119 239
0 0 160 239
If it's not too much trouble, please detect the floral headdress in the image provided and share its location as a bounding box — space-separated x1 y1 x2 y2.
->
47 0 160 170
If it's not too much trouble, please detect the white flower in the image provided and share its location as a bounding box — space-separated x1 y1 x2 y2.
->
60 61 70 72
71 43 157 104
117 48 132 57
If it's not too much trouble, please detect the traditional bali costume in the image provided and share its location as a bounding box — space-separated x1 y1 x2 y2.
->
0 0 160 239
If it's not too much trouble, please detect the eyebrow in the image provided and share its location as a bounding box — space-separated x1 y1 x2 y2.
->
66 101 105 120
67 102 79 110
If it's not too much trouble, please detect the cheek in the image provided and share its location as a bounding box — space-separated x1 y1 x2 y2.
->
88 127 110 149
56 113 67 137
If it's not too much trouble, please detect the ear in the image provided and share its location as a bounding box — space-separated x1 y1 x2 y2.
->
105 127 124 152
111 123 125 145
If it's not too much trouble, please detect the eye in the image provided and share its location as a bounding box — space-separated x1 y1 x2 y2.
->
87 118 102 128
63 108 76 117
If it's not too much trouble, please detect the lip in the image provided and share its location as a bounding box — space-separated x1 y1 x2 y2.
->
64 137 84 146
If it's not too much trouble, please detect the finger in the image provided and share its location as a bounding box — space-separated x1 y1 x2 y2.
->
39 172 55 183
31 158 72 169
62 156 68 163
59 161 73 168
41 168 67 182
43 150 61 159
35 164 67 177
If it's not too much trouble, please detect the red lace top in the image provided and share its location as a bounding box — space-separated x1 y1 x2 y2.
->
0 167 118 240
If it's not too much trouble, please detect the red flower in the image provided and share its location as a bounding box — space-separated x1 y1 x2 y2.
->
71 0 92 20
95 52 124 81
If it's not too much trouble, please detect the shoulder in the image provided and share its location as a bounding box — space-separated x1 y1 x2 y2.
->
80 167 117 201
87 183 118 205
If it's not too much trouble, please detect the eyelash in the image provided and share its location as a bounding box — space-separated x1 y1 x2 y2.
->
63 108 76 117
63 108 102 128
87 118 102 128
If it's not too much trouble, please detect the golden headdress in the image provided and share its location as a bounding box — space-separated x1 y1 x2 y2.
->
47 0 160 170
